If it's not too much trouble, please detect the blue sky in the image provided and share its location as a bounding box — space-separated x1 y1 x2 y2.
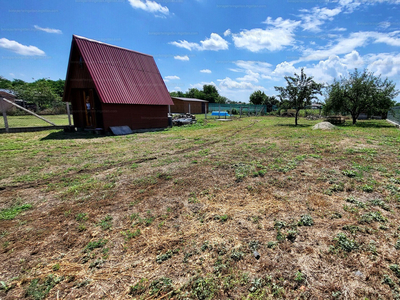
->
1 0 400 102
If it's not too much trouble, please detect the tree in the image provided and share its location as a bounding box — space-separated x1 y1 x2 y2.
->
202 84 219 103
324 69 399 124
264 95 280 112
275 68 323 126
249 90 266 105
169 91 185 97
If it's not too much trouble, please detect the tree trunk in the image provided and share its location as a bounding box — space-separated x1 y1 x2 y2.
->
295 109 300 126
352 114 357 124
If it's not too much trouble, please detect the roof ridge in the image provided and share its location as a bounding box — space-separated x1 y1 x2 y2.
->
73 35 153 58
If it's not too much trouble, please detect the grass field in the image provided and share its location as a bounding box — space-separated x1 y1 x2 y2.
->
0 116 400 299
0 114 70 128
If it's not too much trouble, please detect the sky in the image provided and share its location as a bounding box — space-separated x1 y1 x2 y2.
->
1 0 400 103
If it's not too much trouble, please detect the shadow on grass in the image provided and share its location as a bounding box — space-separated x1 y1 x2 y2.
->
337 120 396 129
274 123 312 128
41 130 108 141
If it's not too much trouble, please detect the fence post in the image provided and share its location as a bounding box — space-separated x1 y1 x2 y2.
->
66 102 72 126
2 110 9 133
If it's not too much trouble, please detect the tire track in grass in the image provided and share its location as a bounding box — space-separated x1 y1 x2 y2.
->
0 121 258 191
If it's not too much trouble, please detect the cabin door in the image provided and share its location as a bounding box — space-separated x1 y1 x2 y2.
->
83 89 96 128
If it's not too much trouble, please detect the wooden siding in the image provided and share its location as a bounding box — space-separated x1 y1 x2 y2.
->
101 104 169 130
171 98 208 114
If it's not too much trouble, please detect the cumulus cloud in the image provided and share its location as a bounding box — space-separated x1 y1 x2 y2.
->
218 77 262 90
34 25 62 34
224 29 231 36
128 0 169 15
200 69 212 73
174 55 189 61
164 75 180 82
170 33 228 51
0 38 45 56
232 17 300 52
366 53 400 77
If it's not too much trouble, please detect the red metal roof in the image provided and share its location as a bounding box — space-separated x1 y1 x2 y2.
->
73 35 173 106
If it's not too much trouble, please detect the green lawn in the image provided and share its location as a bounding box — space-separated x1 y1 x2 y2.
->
0 114 70 128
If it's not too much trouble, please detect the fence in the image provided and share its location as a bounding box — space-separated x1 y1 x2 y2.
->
0 98 72 133
387 106 400 126
208 103 268 117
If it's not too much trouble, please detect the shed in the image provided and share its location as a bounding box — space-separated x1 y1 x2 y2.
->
62 35 174 132
171 97 208 114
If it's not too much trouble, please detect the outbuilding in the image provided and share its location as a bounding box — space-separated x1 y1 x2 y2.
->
170 97 208 114
62 35 174 132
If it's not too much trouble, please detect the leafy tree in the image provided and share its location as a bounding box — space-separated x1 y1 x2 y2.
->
324 69 399 124
265 95 280 112
202 84 219 103
216 96 228 104
0 76 12 90
14 80 60 110
169 91 185 97
249 90 267 105
275 68 324 126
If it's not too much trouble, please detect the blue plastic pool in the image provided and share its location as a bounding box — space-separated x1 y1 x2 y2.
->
211 111 230 117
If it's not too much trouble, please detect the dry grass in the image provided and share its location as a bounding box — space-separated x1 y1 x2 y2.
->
0 116 400 299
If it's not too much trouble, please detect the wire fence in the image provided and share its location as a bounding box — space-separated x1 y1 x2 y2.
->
208 103 268 117
387 106 400 126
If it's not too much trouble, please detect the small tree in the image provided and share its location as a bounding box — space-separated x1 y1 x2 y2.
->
324 69 399 124
249 90 267 105
275 68 323 126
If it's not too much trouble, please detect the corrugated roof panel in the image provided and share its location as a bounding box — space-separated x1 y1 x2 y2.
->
73 35 173 106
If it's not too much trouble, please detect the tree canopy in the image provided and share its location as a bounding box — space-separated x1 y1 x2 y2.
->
275 68 323 126
169 84 228 103
324 69 399 124
249 90 266 105
0 76 65 111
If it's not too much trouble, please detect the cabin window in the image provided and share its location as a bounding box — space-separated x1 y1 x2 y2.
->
79 56 84 69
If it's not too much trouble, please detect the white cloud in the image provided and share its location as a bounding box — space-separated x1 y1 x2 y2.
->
170 40 199 51
170 33 228 51
164 75 180 82
366 53 400 77
332 27 347 32
300 31 400 62
300 7 342 32
224 29 231 36
234 60 273 75
9 73 15 78
128 0 169 15
174 55 189 61
34 25 62 34
0 38 45 56
272 61 299 78
200 69 212 73
200 33 229 50
379 22 391 29
218 77 262 90
236 70 260 82
232 17 300 52
190 81 217 89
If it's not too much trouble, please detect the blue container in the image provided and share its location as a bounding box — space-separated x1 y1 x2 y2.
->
211 111 230 117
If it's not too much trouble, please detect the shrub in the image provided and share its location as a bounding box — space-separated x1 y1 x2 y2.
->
298 214 314 226
333 233 358 252
359 211 387 224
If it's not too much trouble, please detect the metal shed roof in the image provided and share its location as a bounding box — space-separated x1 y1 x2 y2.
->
72 35 173 106
171 97 208 103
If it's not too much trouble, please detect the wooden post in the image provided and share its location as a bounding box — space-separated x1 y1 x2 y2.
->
66 102 72 126
219 104 221 119
205 105 207 119
189 103 191 114
2 110 9 133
